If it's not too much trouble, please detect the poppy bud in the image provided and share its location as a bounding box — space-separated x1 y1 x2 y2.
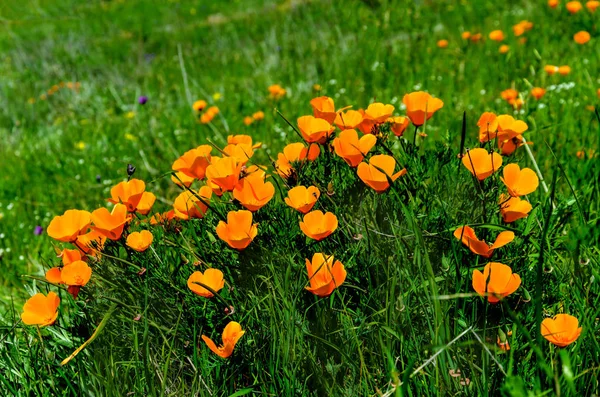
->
127 163 136 178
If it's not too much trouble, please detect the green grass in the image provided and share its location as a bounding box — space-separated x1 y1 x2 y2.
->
1 0 599 395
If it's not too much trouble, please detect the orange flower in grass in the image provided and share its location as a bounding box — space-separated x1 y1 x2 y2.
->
472 262 521 303
206 157 244 192
60 248 85 266
462 149 503 181
192 100 207 112
489 30 505 42
91 203 129 240
501 164 539 197
108 179 145 212
76 229 106 256
21 292 60 327
228 134 262 149
364 103 395 124
402 92 444 127
216 210 258 250
566 1 583 13
268 84 286 100
437 39 449 48
497 115 528 142
61 260 92 298
202 321 245 358
126 230 153 252
334 110 364 130
223 143 254 165
172 145 212 180
499 45 510 54
587 0 600 11
499 194 532 223
558 65 571 75
548 0 559 7
501 89 518 102
544 65 559 75
252 111 265 121
47 209 92 243
454 226 514 258
136 192 156 215
45 267 63 284
477 112 499 143
541 314 582 347
300 210 338 241
388 116 410 137
285 186 320 214
297 115 335 144
150 210 176 225
233 172 275 212
173 186 213 220
187 269 225 298
574 31 591 44
305 253 347 297
332 129 377 167
357 154 407 192
310 96 336 124
531 87 546 100
275 143 320 179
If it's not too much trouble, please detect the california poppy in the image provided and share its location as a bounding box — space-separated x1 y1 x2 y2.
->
573 31 591 44
548 0 559 7
462 148 503 181
61 259 92 297
566 1 583 13
334 110 364 130
108 179 145 212
454 226 514 258
206 156 244 192
558 65 571 75
470 33 482 42
172 145 213 180
187 268 225 298
364 103 395 124
91 203 129 240
541 314 582 347
310 96 336 124
489 30 505 41
501 89 518 102
268 84 286 100
192 100 207 112
21 291 60 327
305 253 347 297
135 192 156 215
58 248 85 266
531 87 546 100
297 115 335 144
499 45 510 54
45 267 63 284
477 112 499 143
299 210 338 241
223 143 254 165
357 154 407 192
227 134 262 149
285 186 320 214
243 116 253 126
496 115 528 143
76 229 106 256
437 39 449 48
499 193 532 222
501 164 539 197
233 172 275 211
202 321 245 358
252 111 265 121
173 186 213 220
149 210 176 225
332 129 377 167
47 209 92 243
216 210 258 250
126 230 154 252
544 65 558 75
388 116 410 137
402 92 444 126
275 143 320 179
587 0 600 11
171 171 195 188
472 262 521 303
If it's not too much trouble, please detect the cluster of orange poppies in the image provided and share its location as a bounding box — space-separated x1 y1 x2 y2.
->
192 99 220 124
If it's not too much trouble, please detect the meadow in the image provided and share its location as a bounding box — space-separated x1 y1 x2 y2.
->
0 0 599 395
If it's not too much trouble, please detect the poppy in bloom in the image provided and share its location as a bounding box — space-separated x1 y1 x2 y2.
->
334 110 364 130
243 116 253 126
227 134 262 149
501 164 539 197
172 145 212 180
206 156 244 192
76 229 107 256
462 148 503 181
171 171 195 188
299 210 338 241
332 129 377 167
501 88 519 102
499 193 532 223
136 192 156 215
275 143 320 179
21 292 60 327
470 33 482 42
573 31 591 44
305 253 347 297
437 39 449 48
200 112 214 124
461 31 471 40
285 186 320 214
548 0 559 7
60 248 85 266
252 111 265 121
587 0 600 11
216 210 258 250
202 321 245 358
541 314 582 347
364 103 395 124
126 230 154 252
91 203 129 240
566 1 583 12
489 30 505 41
388 116 410 137
187 268 225 298
496 115 528 143
357 154 407 192
108 179 146 212
297 115 335 144
310 96 336 124
173 186 213 220
472 262 521 303
45 267 63 284
477 112 499 143
454 226 514 258
558 65 571 75
61 260 92 298
192 100 207 112
47 209 92 243
223 143 254 165
512 20 533 36
499 45 510 54
268 84 286 100
544 65 558 75
402 92 444 127
233 172 275 212
531 87 546 100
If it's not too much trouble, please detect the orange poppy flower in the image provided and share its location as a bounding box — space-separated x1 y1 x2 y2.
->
388 116 410 137
149 210 176 225
305 253 347 297
574 31 591 44
470 33 482 42
206 156 244 192
173 186 213 220
135 192 156 215
45 267 63 284
501 89 518 102
364 103 395 124
47 209 92 243
171 171 195 188
587 0 600 11
541 314 582 347
489 30 505 42
108 179 145 212
223 143 254 165
192 100 207 112
91 203 129 240
500 164 539 197
566 0 583 12
61 260 92 287
60 248 85 266
76 229 106 256
437 39 449 48
357 154 407 192
233 172 275 212
402 91 444 127
477 112 499 143
216 210 258 250
558 65 571 75
310 96 336 124
499 45 510 54
206 106 219 117
299 210 338 241
274 143 320 179
297 115 335 144
227 134 262 149
187 268 225 298
497 115 528 142
531 87 546 100
548 0 559 7
284 186 320 214
454 226 514 258
544 65 558 75
268 84 286 100
499 193 532 222
243 116 253 126
472 262 521 303
252 111 265 121
199 113 214 124
462 148 502 181
461 31 471 40
334 110 364 130
21 291 60 327
126 230 154 252
332 129 377 167
356 109 376 134
202 321 245 358
172 145 212 180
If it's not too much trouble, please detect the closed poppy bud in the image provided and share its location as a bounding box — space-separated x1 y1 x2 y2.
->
357 154 407 192
499 193 532 222
135 192 156 215
201 321 245 358
192 100 207 112
573 31 591 44
21 292 60 327
541 314 582 347
216 210 258 250
437 39 449 48
108 179 146 212
501 164 539 197
46 267 63 284
477 112 499 143
558 65 571 75
305 253 347 297
334 110 364 130
206 156 244 192
497 330 511 351
462 148 503 181
297 115 335 144
531 87 546 100
402 92 444 127
299 210 338 241
548 0 559 7
472 262 521 303
172 145 212 180
364 103 395 124
285 186 320 214
173 186 213 220
544 65 558 75
61 260 92 287
332 129 377 167
91 203 129 240
126 230 154 252
587 0 600 11
233 172 275 212
454 226 514 258
223 143 254 165
310 96 336 124
489 30 505 42
388 116 410 137
566 1 583 13
499 44 510 54
47 209 92 243
187 268 225 298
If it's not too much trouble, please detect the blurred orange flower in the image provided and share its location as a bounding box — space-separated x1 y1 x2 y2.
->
499 193 532 222
531 87 546 100
243 116 253 126
233 172 275 211
558 65 571 75
297 115 335 144
187 268 225 298
574 31 591 44
470 33 482 42
206 157 244 192
252 111 265 121
126 230 154 252
21 292 60 327
501 164 539 196
299 210 338 241
108 179 146 212
548 0 559 7
472 262 521 303
461 148 503 181
587 0 600 11
566 1 583 12
454 226 514 258
173 186 213 220
284 186 320 214
541 314 582 347
334 109 364 130
499 44 510 54
402 92 444 126
461 31 471 40
332 129 377 167
357 154 407 192
149 210 176 225
489 30 505 41
47 209 91 243
305 253 347 297
268 84 286 100
216 210 258 250
202 321 245 358
501 89 518 102
192 100 207 112
437 39 449 48
91 203 129 240
172 145 212 180
310 96 336 124
544 65 558 75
